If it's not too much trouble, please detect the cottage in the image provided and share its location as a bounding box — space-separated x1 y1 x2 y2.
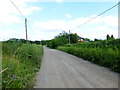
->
74 33 85 42
77 36 84 42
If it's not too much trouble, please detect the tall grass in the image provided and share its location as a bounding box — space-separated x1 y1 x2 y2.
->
0 42 2 89
2 42 43 88
58 39 120 73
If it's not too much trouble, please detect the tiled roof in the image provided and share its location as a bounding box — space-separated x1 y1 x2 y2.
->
77 36 84 39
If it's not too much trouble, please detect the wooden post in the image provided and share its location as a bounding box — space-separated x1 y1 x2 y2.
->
118 1 120 38
25 18 28 41
69 30 70 44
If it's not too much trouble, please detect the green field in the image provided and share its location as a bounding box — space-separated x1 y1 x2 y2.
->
58 39 120 73
2 42 43 88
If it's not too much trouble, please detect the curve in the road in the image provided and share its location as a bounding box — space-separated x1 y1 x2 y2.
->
35 46 118 88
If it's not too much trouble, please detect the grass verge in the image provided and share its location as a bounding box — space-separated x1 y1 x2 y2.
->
2 42 43 88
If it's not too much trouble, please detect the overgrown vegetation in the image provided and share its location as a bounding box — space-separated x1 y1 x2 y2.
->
2 41 43 88
36 32 119 73
40 31 86 48
32 32 120 73
58 39 120 73
2 32 119 88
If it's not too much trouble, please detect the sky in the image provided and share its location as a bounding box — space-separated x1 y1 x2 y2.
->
0 0 119 41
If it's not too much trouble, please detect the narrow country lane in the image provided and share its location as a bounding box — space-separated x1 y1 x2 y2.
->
35 46 118 88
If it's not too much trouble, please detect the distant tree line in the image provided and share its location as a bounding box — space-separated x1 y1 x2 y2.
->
40 31 79 48
94 34 115 41
4 33 116 49
106 34 115 40
4 31 79 48
5 38 41 44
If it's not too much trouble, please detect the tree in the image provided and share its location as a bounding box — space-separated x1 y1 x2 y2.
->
55 31 68 38
111 35 115 39
70 34 78 43
94 38 99 41
34 41 40 44
43 31 82 48
106 34 115 40
50 37 68 48
84 38 90 41
106 34 110 40
55 31 78 44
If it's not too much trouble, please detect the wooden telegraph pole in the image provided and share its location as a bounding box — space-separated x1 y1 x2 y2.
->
69 30 70 44
25 18 28 41
118 1 120 38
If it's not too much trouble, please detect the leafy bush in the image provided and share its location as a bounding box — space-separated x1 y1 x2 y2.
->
58 39 120 73
49 37 68 49
2 42 22 56
15 44 43 68
2 42 43 88
76 39 120 50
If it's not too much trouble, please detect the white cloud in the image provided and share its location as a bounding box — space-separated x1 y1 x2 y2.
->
30 6 42 10
25 0 40 2
0 29 26 41
0 0 43 41
29 30 59 40
103 15 118 27
34 20 67 30
65 13 72 18
34 17 90 32
33 15 118 40
0 14 21 25
0 0 42 25
68 17 89 29
56 0 63 2
75 26 118 40
89 15 102 24
0 1 118 41
11 0 42 15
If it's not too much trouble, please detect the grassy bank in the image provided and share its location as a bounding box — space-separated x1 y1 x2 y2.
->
2 42 43 88
58 39 120 73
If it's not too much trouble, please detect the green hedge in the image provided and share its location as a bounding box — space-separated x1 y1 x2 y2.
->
75 39 120 49
58 46 119 73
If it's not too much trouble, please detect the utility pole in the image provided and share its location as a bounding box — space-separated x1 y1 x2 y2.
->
69 30 70 44
118 1 120 38
40 40 42 45
25 18 28 41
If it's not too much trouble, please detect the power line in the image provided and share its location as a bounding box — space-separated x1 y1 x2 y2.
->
10 0 33 28
72 2 119 30
9 0 50 41
9 0 36 41
10 0 29 41
10 0 33 30
10 0 25 19
27 20 34 31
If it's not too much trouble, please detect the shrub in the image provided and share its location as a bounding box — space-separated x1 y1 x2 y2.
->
58 41 120 73
2 42 43 88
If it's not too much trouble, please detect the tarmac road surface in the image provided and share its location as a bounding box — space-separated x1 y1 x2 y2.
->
35 46 118 88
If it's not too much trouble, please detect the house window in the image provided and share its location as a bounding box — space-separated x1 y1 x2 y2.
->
81 39 84 42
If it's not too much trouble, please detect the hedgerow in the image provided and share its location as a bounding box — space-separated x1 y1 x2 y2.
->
58 39 120 73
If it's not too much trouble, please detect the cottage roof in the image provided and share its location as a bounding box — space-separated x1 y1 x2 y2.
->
77 36 84 39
